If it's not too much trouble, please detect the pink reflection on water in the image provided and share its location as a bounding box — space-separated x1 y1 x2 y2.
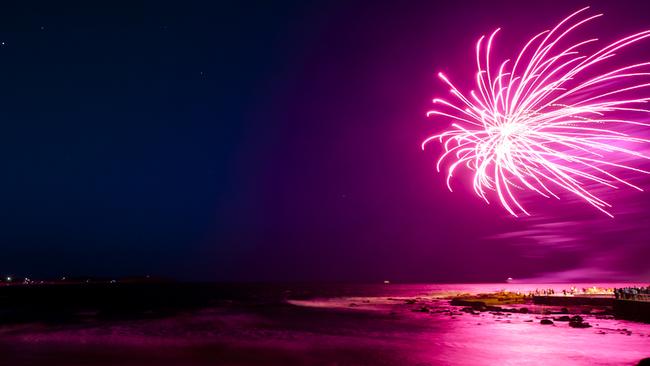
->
0 284 648 365
429 307 650 365
293 283 650 365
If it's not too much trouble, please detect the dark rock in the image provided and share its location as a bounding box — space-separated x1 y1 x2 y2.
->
461 307 478 315
570 315 584 322
561 307 569 314
524 319 533 322
637 358 650 366
540 319 554 325
473 304 487 311
555 316 571 322
348 303 358 307
405 299 416 305
485 306 504 312
581 308 592 314
450 299 485 308
413 306 430 313
569 320 592 328
519 307 529 314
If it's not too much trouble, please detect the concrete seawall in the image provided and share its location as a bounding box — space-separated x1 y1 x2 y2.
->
532 295 614 306
613 300 650 323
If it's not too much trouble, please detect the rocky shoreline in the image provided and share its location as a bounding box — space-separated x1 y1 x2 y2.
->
389 290 645 332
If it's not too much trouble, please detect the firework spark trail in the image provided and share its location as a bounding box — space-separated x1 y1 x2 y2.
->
422 7 650 217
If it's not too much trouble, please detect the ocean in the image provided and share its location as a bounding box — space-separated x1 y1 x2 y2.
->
0 282 648 365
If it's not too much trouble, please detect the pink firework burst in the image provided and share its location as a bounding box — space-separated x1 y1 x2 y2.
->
423 7 650 218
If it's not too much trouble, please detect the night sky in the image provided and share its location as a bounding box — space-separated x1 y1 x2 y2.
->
1 1 649 282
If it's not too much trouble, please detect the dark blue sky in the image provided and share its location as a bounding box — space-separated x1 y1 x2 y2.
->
1 1 649 282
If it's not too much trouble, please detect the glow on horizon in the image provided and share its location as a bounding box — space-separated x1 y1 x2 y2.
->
423 7 650 217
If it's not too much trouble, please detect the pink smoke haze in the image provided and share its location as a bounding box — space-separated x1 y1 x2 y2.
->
423 7 650 217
